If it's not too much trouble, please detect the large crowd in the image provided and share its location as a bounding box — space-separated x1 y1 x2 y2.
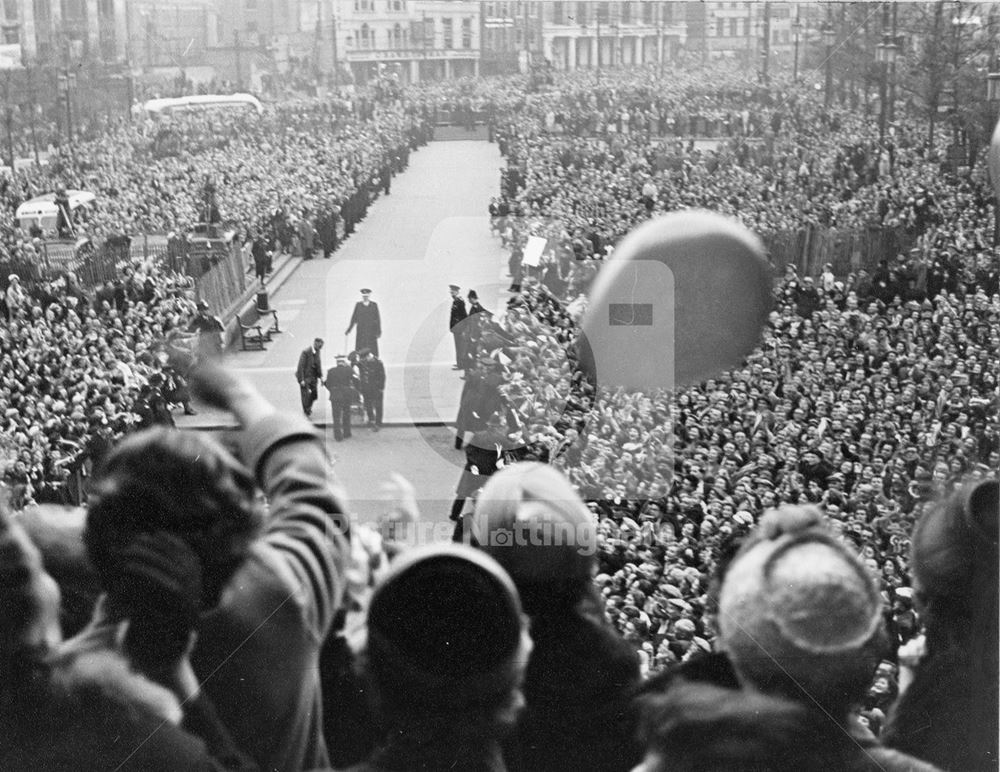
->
0 58 997 772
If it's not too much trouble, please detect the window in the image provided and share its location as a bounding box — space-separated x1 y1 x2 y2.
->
461 17 472 48
61 0 85 20
244 0 256 8
393 22 402 47
716 17 724 36
643 2 653 24
596 2 609 24
742 18 749 35
360 22 371 48
662 3 672 23
442 17 453 48
33 0 51 22
576 1 587 25
2 25 18 43
423 17 434 47
3 0 18 19
552 1 564 24
729 17 737 37
621 2 631 24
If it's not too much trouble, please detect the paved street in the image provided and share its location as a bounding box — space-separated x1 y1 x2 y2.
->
192 139 505 525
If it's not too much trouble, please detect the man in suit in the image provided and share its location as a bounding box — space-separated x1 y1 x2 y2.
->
296 338 324 417
449 283 467 371
345 288 381 357
357 348 386 431
325 354 356 441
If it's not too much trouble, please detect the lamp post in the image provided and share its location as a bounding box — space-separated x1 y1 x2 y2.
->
987 60 1000 247
822 21 835 109
57 68 75 145
875 32 898 143
2 73 14 173
792 17 802 82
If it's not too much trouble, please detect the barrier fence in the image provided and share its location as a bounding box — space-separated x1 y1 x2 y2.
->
3 220 925 315
762 225 919 278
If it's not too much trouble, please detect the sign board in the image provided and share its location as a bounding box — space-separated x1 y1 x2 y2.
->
522 235 547 268
0 44 23 70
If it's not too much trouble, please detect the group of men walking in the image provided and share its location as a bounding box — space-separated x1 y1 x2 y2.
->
295 289 386 440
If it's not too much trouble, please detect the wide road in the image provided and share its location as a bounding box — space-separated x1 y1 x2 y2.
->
196 139 506 528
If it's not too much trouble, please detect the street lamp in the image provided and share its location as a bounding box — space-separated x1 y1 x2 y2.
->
822 21 835 109
792 17 802 82
875 32 898 143
988 58 1000 247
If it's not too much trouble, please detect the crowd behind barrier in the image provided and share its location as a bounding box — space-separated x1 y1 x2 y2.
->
459 64 999 681
0 83 440 505
0 62 996 772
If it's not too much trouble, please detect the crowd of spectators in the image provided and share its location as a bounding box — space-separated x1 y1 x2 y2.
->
0 77 454 502
493 63 994 277
0 59 996 772
460 65 1000 691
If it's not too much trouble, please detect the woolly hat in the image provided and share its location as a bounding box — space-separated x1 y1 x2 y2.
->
365 543 528 715
470 463 596 602
717 505 884 712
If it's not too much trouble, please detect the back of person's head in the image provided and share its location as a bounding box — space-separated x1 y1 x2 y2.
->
470 462 596 615
85 428 262 608
910 477 998 679
717 505 884 717
364 543 529 730
635 681 882 772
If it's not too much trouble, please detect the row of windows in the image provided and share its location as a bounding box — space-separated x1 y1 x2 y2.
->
355 18 473 49
353 1 406 11
713 17 794 43
549 2 675 27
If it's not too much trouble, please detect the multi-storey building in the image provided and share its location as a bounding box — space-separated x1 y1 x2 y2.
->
685 2 809 77
0 0 129 65
336 0 481 84
539 1 687 71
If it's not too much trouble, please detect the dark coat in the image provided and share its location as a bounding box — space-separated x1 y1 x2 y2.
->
296 346 323 386
357 357 386 392
1 685 255 772
504 610 641 772
883 646 998 772
346 301 381 357
325 364 357 402
450 296 468 330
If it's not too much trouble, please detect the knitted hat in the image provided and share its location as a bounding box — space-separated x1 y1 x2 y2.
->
718 505 883 712
365 543 528 715
470 463 596 601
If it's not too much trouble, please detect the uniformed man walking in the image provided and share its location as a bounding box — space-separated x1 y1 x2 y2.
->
325 353 356 441
357 348 386 431
345 288 382 357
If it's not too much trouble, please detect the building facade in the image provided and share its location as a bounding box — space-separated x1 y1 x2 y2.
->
539 1 687 71
336 0 481 84
684 2 809 77
1 0 129 65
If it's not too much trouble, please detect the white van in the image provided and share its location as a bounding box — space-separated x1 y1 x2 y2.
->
15 190 97 237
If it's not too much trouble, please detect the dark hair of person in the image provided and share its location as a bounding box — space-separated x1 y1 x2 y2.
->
85 428 262 609
910 478 998 680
